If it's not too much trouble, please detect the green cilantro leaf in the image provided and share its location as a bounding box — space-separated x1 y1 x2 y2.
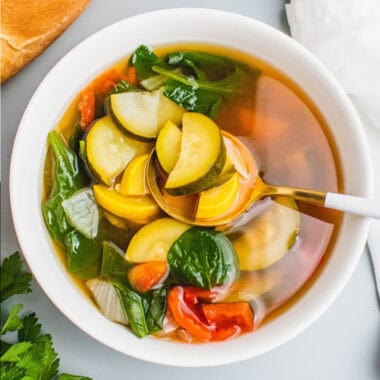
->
1 304 23 335
57 374 92 380
16 334 59 380
18 313 41 342
0 341 32 362
0 340 11 356
0 252 32 302
0 251 92 379
0 364 25 380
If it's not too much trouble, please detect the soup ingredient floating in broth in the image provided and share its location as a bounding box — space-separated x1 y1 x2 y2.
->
167 227 239 289
131 45 253 118
43 130 87 244
83 116 152 185
106 88 184 140
125 218 191 263
164 113 226 195
156 120 182 173
232 197 300 270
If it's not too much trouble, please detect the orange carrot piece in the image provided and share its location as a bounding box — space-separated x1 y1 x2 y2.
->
128 262 168 293
202 302 254 332
125 67 138 85
168 287 212 342
92 68 120 96
78 90 95 130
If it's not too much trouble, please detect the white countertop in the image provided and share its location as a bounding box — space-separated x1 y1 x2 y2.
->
1 1 379 379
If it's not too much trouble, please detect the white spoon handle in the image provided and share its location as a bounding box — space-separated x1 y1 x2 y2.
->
325 193 380 219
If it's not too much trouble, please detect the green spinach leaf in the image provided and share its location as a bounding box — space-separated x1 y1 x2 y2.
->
152 65 246 95
64 230 102 278
110 279 169 338
112 281 148 338
68 120 83 153
164 79 222 118
46 131 87 197
168 228 239 289
131 45 164 80
64 217 134 280
100 241 131 279
144 286 169 333
167 51 235 80
43 193 71 244
42 131 87 244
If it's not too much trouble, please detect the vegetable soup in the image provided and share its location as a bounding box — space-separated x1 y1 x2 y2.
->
42 43 342 343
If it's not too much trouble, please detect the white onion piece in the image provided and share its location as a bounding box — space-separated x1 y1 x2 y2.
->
223 136 250 180
87 279 128 324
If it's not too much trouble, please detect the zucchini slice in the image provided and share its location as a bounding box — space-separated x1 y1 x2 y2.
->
231 197 300 270
165 113 225 195
85 116 152 185
125 218 190 263
107 89 184 140
156 120 182 173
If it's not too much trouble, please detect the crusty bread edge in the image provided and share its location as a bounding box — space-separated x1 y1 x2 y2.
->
1 1 91 84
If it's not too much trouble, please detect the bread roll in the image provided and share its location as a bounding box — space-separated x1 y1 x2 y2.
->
1 0 91 83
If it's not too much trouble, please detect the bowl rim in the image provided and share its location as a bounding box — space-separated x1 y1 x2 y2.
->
9 8 373 367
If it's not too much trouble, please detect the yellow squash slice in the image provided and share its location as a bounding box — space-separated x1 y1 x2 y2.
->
156 120 182 173
119 154 149 196
196 173 239 219
93 185 160 222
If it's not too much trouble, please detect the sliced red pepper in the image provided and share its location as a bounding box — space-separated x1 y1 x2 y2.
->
212 325 241 341
182 287 217 305
202 302 254 332
78 90 95 130
168 287 254 342
168 286 213 342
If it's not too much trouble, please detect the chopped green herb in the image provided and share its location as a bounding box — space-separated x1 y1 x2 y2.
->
0 253 91 379
0 253 32 302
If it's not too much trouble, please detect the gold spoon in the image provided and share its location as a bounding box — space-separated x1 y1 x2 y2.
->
146 132 380 227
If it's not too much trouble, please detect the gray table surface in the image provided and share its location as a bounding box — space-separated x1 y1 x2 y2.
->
1 1 380 379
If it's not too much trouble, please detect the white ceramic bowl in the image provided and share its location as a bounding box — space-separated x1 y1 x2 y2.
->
10 9 373 367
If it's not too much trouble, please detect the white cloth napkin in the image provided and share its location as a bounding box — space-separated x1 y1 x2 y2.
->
286 0 380 301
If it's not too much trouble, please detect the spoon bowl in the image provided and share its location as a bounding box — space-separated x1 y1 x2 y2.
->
147 131 380 225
